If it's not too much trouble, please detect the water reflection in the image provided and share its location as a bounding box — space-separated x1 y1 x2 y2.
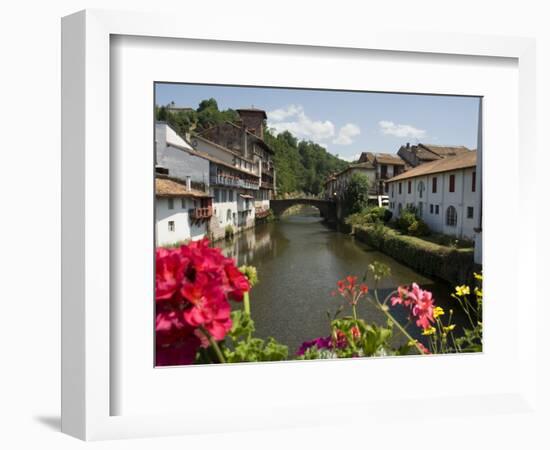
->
213 211 465 355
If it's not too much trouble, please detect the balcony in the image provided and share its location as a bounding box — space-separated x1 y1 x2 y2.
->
210 175 260 190
190 206 213 220
261 162 274 174
260 181 274 190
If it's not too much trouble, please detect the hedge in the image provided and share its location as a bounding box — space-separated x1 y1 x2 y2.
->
354 225 479 285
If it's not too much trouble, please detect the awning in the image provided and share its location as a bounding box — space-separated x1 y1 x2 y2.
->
239 194 254 199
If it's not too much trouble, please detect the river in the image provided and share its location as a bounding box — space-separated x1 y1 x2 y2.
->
214 208 464 356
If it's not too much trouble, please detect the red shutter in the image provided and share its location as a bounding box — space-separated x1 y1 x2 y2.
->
449 174 455 193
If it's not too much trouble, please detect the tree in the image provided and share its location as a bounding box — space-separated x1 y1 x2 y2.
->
343 173 371 215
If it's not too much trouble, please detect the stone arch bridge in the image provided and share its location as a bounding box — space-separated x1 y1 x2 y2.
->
270 198 337 222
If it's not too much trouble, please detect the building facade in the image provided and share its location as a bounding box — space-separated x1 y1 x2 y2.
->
387 151 479 239
196 108 275 214
357 152 406 195
323 162 377 200
155 121 262 242
155 177 213 246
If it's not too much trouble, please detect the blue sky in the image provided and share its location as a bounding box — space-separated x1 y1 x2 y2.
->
156 83 480 161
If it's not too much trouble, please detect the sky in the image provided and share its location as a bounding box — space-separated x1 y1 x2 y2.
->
156 83 480 162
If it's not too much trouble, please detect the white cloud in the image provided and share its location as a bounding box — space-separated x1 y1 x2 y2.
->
267 104 335 141
267 104 302 122
378 120 427 139
332 123 361 145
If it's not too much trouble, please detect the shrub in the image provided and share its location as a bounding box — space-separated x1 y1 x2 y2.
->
345 206 392 228
407 219 430 236
395 206 429 237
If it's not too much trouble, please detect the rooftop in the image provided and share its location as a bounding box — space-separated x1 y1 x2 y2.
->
400 143 473 161
357 151 405 165
237 108 267 119
155 178 211 198
387 151 477 182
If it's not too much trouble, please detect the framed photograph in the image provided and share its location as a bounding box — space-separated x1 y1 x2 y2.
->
62 9 537 441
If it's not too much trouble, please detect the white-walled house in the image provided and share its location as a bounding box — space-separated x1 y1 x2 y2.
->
387 151 479 240
156 177 213 246
323 162 377 200
155 121 260 240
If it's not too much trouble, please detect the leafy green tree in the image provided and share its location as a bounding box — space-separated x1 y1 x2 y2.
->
343 172 372 215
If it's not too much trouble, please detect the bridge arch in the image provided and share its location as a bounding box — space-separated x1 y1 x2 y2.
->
270 198 337 222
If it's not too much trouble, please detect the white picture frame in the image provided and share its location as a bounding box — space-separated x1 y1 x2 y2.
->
61 9 538 441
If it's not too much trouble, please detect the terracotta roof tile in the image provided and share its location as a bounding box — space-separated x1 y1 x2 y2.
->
387 151 477 182
155 178 211 198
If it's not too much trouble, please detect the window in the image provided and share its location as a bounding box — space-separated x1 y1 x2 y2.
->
221 190 227 202
407 181 412 194
435 205 439 215
398 203 402 215
384 183 389 193
472 171 476 192
399 182 402 194
181 198 185 208
168 221 175 232
467 206 474 219
418 180 425 198
432 177 437 193
168 198 174 209
391 185 394 197
449 174 455 193
446 206 457 227
228 190 234 202
430 204 434 214
418 202 423 217
226 209 231 222
214 189 220 202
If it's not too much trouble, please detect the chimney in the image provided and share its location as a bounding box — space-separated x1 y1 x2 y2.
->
186 176 191 191
406 142 410 149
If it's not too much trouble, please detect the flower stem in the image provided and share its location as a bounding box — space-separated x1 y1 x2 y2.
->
199 326 226 364
374 290 425 355
243 291 251 316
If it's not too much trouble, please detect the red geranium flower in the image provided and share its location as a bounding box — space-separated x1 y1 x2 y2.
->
155 238 250 365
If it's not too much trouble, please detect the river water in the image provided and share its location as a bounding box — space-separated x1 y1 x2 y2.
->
214 209 463 356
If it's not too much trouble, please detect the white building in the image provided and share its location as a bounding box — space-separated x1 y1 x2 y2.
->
155 177 213 246
323 162 377 200
155 121 260 241
387 151 479 240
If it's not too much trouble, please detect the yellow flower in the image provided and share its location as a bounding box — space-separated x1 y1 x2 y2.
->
407 339 418 347
422 327 436 336
474 272 483 281
443 324 456 333
433 306 445 319
455 285 470 296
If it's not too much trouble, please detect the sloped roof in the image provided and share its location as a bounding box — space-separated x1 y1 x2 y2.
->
358 151 405 165
237 108 267 119
374 153 406 165
387 151 477 182
155 178 211 198
421 144 472 157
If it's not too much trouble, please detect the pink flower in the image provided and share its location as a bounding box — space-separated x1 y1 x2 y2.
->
408 283 435 330
390 283 435 330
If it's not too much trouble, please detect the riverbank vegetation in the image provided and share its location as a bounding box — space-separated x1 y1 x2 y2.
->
353 224 476 285
156 239 482 365
156 99 348 196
